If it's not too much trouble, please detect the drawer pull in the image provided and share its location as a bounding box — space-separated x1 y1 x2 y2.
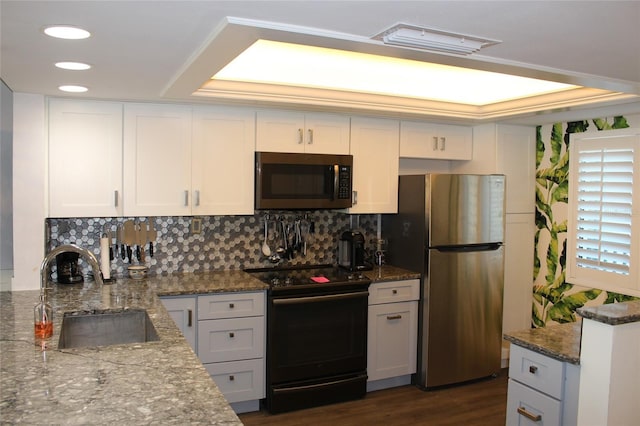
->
387 315 402 320
529 365 538 374
392 289 398 295
187 309 192 327
229 332 235 338
229 303 235 309
517 406 542 422
229 375 235 381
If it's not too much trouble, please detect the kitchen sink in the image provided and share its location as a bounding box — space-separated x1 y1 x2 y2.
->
58 308 160 349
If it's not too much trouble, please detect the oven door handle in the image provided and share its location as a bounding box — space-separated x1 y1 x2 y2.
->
272 290 369 305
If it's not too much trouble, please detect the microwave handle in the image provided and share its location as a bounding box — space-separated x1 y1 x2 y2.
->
331 164 339 201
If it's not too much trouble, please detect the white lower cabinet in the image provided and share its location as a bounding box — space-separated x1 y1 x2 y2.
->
506 344 580 426
160 296 197 351
197 292 266 413
367 279 419 391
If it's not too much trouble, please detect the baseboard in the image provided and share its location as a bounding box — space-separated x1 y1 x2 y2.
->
231 399 261 414
366 375 412 392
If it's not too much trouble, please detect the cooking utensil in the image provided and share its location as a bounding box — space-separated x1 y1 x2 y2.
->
138 221 147 263
123 220 135 263
261 217 271 257
147 218 157 257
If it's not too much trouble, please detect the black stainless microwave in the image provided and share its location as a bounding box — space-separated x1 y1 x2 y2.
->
255 152 353 210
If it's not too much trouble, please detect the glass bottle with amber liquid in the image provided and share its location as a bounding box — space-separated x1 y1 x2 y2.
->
34 292 53 345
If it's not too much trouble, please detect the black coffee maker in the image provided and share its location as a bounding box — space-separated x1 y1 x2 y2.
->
56 251 84 284
338 231 372 271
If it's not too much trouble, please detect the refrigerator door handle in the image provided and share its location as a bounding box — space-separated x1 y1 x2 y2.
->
433 242 502 252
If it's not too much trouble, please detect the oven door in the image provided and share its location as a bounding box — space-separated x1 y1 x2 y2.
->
268 290 368 384
255 152 353 210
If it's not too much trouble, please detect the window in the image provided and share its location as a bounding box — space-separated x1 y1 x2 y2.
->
567 128 640 296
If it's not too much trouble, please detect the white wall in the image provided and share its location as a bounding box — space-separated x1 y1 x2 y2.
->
0 81 14 291
11 93 46 291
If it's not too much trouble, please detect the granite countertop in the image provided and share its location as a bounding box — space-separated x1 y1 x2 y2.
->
0 270 267 425
1 265 418 424
504 321 582 365
363 265 421 283
577 299 640 325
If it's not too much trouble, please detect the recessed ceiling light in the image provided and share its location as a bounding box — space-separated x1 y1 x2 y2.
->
55 61 91 71
44 25 91 40
212 40 578 106
58 85 88 93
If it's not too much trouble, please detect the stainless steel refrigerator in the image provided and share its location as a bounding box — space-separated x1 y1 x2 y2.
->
382 174 505 389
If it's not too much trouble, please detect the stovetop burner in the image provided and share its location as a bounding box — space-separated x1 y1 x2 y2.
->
245 264 371 294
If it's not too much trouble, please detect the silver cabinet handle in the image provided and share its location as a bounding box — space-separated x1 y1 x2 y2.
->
187 309 192 327
184 190 189 206
433 136 438 151
352 190 358 205
307 128 313 144
114 190 119 207
194 190 200 207
298 128 303 144
440 137 446 151
517 407 542 422
387 315 402 320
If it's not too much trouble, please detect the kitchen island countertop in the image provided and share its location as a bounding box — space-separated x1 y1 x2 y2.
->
504 321 582 365
0 270 268 425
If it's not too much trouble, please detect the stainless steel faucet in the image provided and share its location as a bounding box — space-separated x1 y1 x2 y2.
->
40 244 104 291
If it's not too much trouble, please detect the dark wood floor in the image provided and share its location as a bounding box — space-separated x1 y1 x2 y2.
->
239 369 508 426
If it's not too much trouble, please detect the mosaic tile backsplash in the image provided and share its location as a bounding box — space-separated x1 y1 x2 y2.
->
46 212 378 279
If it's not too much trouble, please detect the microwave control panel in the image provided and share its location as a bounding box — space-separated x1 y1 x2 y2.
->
338 166 351 199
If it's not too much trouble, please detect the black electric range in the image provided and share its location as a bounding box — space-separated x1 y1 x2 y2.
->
245 264 371 296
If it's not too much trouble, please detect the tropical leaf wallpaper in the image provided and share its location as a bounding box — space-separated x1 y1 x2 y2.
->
533 115 639 327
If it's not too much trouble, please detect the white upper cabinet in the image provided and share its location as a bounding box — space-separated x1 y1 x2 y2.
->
349 117 400 214
192 107 255 215
123 103 192 216
48 99 123 218
256 110 350 154
400 121 472 160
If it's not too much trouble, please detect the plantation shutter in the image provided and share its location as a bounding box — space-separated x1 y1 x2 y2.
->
575 148 633 275
567 129 640 296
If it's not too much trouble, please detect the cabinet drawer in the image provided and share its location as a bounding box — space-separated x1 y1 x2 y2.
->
198 317 264 363
204 359 265 403
198 292 265 320
506 379 561 426
368 279 420 305
509 344 565 399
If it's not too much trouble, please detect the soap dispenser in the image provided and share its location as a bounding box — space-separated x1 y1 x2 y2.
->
34 291 53 345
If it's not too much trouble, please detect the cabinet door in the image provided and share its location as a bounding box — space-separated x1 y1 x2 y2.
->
349 117 399 213
160 296 197 351
367 301 418 381
303 113 350 154
123 104 192 216
400 121 472 160
48 99 123 217
192 107 255 215
256 110 306 153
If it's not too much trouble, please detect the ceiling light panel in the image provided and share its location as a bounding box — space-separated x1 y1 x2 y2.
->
58 85 88 93
212 40 578 106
